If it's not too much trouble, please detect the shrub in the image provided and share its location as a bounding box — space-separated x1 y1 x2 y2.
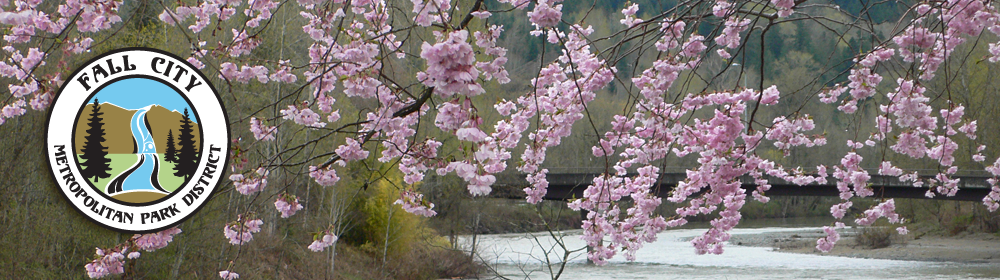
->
855 226 894 249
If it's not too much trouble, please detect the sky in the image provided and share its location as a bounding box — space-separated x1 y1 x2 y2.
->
88 77 197 122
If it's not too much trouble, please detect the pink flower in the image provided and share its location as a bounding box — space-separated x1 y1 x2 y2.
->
713 1 732 17
133 227 182 252
527 2 562 28
959 121 977 139
411 0 451 26
815 226 840 252
274 194 304 218
335 138 369 162
249 117 276 141
224 218 263 245
619 3 640 27
308 166 340 186
394 190 437 217
85 248 125 279
759 85 780 105
231 169 268 195
229 29 259 57
417 30 484 97
771 0 795 17
281 105 325 128
456 127 488 142
219 270 240 280
308 232 338 252
471 11 491 19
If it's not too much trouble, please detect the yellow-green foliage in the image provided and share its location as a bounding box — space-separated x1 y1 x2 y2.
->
358 171 449 258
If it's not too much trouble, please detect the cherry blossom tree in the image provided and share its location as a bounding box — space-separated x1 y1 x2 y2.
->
3 0 1000 277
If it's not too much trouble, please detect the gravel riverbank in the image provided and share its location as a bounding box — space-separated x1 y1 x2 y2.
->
728 228 1000 264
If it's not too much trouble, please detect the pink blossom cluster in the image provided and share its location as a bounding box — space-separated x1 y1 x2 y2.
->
417 30 484 97
713 1 732 17
230 167 269 195
219 270 240 280
411 0 451 26
986 160 1000 211
335 138 369 162
280 104 325 128
307 231 337 252
871 77 978 198
270 60 297 83
159 0 239 32
584 72 828 261
83 227 182 278
771 0 795 17
432 101 508 197
714 17 751 59
399 139 443 184
394 190 437 217
132 227 182 252
568 166 668 263
508 25 616 204
228 29 260 57
300 0 399 99
0 0 124 125
274 193 304 218
527 0 562 28
62 0 123 32
249 117 276 141
765 115 825 153
855 199 901 226
219 63 270 84
309 165 340 187
619 3 640 27
635 23 701 101
815 223 843 252
223 217 263 245
1 3 64 44
443 160 495 196
243 0 279 28
85 247 125 279
817 85 848 104
830 152 871 200
563 17 824 261
474 25 511 84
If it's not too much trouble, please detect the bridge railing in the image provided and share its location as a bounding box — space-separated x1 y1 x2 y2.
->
500 166 996 177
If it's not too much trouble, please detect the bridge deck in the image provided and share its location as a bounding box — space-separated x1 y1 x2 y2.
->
491 173 993 202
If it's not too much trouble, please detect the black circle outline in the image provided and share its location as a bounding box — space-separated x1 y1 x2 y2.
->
69 75 204 207
45 47 230 234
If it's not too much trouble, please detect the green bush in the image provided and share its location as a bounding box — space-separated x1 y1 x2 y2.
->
855 226 894 249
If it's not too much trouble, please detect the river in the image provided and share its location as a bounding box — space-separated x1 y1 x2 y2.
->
107 106 166 194
463 219 999 279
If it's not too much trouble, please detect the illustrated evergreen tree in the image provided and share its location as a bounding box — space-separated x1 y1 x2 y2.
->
173 109 198 180
80 99 112 183
164 129 177 162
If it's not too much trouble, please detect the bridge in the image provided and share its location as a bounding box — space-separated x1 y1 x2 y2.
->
490 169 994 202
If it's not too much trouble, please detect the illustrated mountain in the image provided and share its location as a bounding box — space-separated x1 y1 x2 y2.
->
74 102 201 154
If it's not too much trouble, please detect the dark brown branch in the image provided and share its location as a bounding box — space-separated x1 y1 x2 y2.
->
458 0 485 30
393 87 434 118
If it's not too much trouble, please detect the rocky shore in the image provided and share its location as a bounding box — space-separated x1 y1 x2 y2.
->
729 228 1000 264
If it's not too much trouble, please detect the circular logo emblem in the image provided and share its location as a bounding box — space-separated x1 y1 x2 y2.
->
46 48 229 233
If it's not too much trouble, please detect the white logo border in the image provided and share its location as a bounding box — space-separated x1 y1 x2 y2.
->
45 48 229 233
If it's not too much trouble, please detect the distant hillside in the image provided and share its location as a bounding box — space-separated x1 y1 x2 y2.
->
147 105 201 153
74 103 201 154
74 102 134 154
